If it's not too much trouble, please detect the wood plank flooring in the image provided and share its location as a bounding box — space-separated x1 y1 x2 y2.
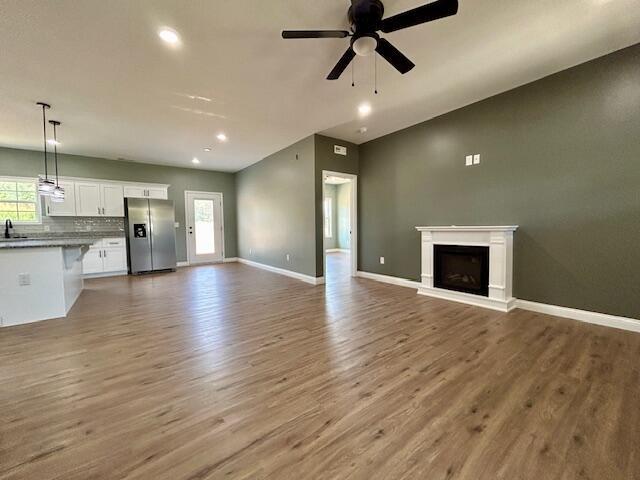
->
1 253 639 479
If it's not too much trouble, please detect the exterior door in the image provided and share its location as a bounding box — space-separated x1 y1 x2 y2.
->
185 191 223 264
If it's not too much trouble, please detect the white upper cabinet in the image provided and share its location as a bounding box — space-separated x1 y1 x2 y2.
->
45 177 168 218
123 185 168 200
101 184 124 216
75 182 102 216
45 180 77 216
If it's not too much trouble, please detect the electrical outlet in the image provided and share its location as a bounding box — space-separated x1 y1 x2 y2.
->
249 248 253 255
174 222 180 228
473 154 481 165
380 257 385 265
43 225 50 232
18 273 31 286
286 254 290 262
465 155 473 166
86 225 92 231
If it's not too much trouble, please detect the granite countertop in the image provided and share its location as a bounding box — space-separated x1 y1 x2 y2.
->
0 238 98 249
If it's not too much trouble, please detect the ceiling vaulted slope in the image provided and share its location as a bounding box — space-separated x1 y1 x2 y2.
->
1 0 639 172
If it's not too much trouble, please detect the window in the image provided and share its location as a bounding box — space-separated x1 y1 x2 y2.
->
0 177 41 224
324 197 332 238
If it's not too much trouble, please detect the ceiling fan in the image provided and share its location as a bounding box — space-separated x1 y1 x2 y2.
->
282 0 458 80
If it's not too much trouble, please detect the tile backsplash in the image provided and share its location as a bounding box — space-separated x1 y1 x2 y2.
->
12 216 125 238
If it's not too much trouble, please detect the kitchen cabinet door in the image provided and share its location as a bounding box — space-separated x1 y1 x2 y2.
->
101 184 124 217
45 181 76 216
75 182 101 217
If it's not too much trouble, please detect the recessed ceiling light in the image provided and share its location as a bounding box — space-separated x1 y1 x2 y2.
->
358 103 372 117
358 127 368 134
192 157 200 164
203 147 212 152
47 139 61 146
217 133 228 142
158 28 180 45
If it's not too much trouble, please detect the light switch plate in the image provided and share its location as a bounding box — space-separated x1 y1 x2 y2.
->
18 273 31 286
465 155 473 166
380 256 385 265
174 222 180 228
473 154 481 165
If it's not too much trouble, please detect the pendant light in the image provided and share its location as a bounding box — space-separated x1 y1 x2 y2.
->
49 120 65 202
36 102 55 196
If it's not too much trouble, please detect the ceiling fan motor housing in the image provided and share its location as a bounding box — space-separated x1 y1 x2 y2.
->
348 0 385 34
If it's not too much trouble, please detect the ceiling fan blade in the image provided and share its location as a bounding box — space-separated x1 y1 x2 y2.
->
380 0 458 33
375 38 415 74
327 48 356 80
282 30 350 39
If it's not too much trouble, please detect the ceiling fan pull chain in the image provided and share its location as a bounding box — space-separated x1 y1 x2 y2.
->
374 52 378 95
352 61 355 87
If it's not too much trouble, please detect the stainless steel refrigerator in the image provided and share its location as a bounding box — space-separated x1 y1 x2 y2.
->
125 198 177 274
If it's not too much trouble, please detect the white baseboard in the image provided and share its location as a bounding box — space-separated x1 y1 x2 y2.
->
237 258 324 285
357 270 640 334
356 271 421 290
83 270 128 279
326 248 350 253
177 257 237 268
515 299 640 333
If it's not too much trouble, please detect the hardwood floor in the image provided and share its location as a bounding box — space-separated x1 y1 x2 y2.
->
1 257 639 479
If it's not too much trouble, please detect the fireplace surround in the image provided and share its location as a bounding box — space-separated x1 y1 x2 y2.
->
415 226 518 312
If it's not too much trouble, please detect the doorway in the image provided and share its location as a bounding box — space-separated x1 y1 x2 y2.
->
322 171 357 284
185 191 224 264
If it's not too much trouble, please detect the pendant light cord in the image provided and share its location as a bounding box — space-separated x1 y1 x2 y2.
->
51 122 60 185
40 104 48 180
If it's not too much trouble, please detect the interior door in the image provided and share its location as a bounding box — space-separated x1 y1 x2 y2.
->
75 182 101 216
185 192 223 264
101 184 124 217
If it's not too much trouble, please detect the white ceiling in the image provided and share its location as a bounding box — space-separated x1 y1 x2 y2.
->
1 0 639 172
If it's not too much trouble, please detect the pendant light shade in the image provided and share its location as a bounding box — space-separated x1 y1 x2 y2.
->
48 120 64 202
36 102 54 196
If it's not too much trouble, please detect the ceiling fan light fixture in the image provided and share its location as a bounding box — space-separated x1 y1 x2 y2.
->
352 35 378 57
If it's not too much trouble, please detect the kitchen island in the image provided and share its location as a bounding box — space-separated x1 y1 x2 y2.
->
0 238 96 327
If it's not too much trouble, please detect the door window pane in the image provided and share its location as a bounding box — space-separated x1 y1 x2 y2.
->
194 199 215 254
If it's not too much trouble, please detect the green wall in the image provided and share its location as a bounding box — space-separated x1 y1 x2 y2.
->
0 147 237 262
359 44 640 319
236 135 317 277
314 134 359 276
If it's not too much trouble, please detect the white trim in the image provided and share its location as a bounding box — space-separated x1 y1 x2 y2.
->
326 248 349 253
516 300 640 333
238 258 324 285
416 226 518 232
356 271 421 290
44 175 170 190
358 270 640 334
322 170 358 278
177 261 190 268
83 270 128 279
223 257 238 263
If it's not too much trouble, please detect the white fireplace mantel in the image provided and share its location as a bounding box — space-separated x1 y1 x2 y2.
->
415 226 518 312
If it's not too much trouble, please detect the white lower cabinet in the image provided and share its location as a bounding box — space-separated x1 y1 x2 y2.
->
83 238 128 276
